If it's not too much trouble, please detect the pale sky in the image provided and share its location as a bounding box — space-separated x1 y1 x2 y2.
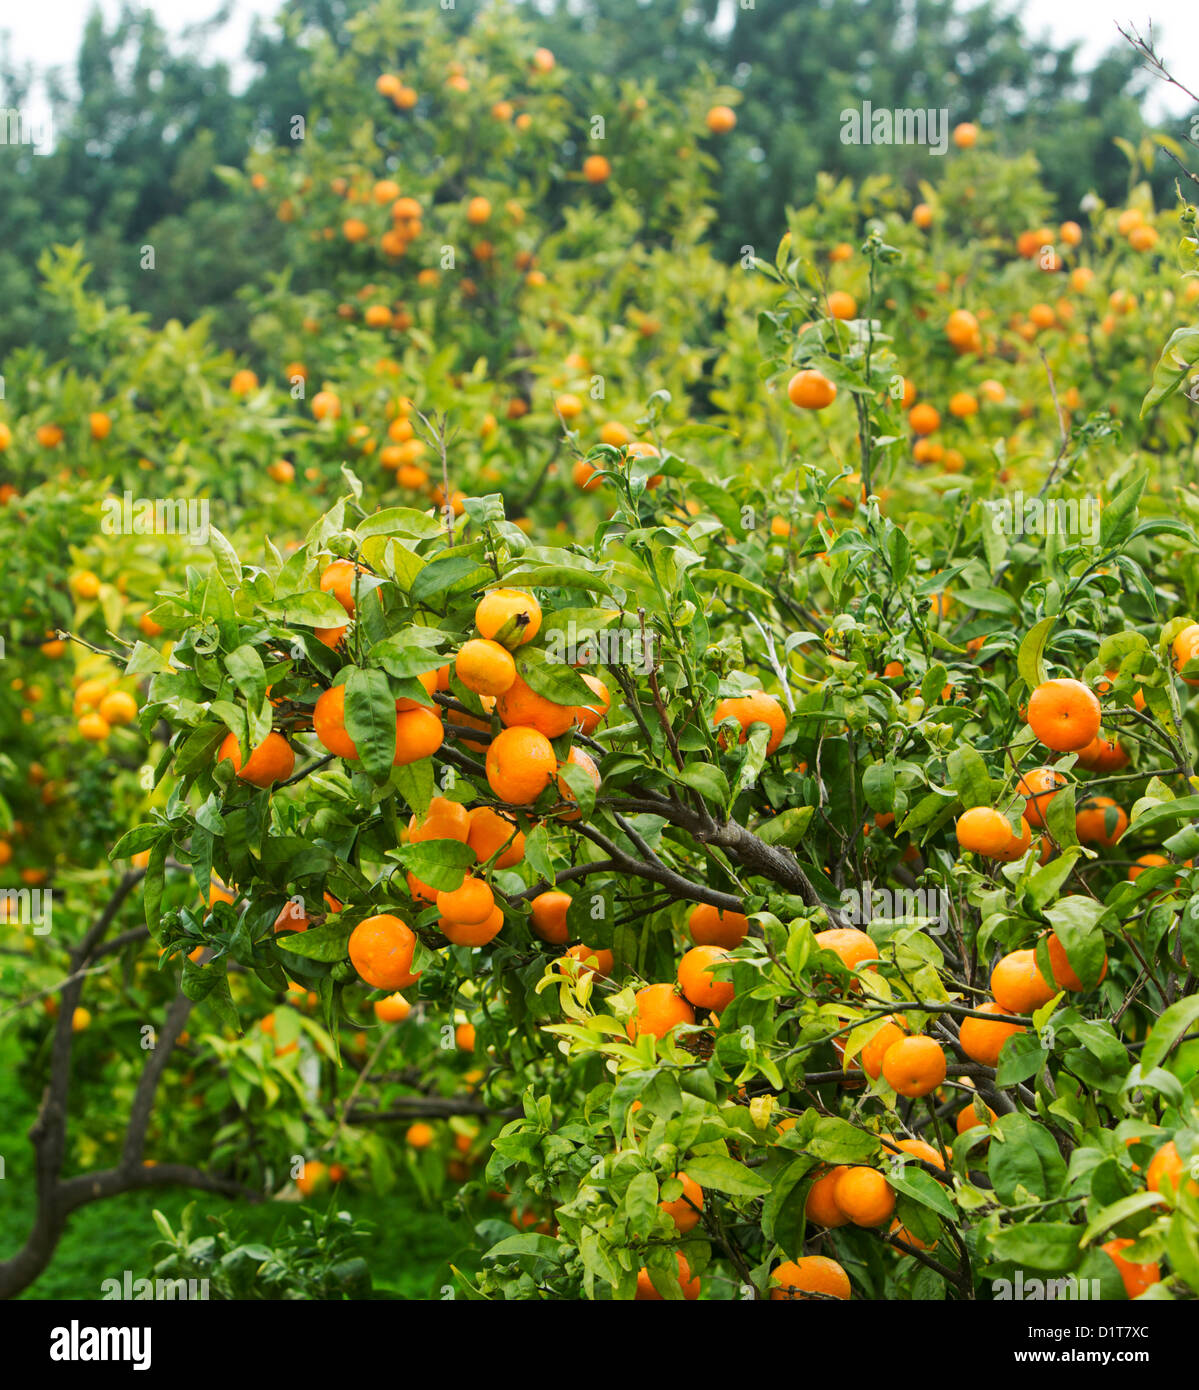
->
3 0 1197 123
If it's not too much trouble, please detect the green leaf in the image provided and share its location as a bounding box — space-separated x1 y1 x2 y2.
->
1140 995 1199 1072
756 807 814 847
393 839 476 891
990 1222 1082 1272
344 668 396 780
1101 470 1147 548
988 1113 1066 1203
276 920 353 962
676 763 730 806
1142 325 1199 417
410 555 493 604
1018 616 1056 690
683 1153 773 1196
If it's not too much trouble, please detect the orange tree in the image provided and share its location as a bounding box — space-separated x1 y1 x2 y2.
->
3 7 1199 1300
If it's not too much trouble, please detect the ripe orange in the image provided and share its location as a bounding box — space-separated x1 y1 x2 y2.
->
466 196 491 225
70 570 102 599
348 913 420 990
1099 1238 1159 1299
635 1252 700 1300
627 983 694 1040
908 402 940 435
677 945 734 1013
374 992 411 1023
992 815 1033 863
1074 795 1127 848
814 926 880 972
311 390 341 421
98 690 137 726
945 308 979 347
530 890 571 945
827 290 857 320
952 121 978 148
860 1016 908 1079
410 796 471 844
230 369 258 396
881 1035 946 1098
217 731 295 788
495 672 575 737
948 391 977 418
805 1166 851 1227
455 638 517 696
955 806 1021 858
571 674 610 734
660 1173 704 1232
485 726 557 803
705 105 737 134
407 1122 435 1149
956 1102 998 1135
1146 1140 1199 1199
1026 678 1101 752
89 411 112 440
466 806 525 868
770 1256 851 1300
582 154 611 183
833 1167 895 1226
787 369 837 410
437 876 495 926
320 559 365 616
439 905 504 947
958 1002 1026 1066
1045 932 1107 991
881 1137 946 1169
687 903 749 949
712 691 786 755
991 949 1055 1014
1016 767 1066 829
564 943 614 978
912 203 933 229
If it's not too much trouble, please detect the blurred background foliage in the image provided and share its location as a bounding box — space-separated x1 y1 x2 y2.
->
0 0 1187 363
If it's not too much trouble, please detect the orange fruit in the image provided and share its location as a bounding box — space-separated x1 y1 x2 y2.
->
1016 767 1066 829
1146 1140 1199 1199
635 1252 700 1300
687 903 749 949
814 927 880 972
712 691 786 755
410 797 471 844
945 309 979 346
456 1022 476 1051
466 196 491 225
347 913 420 990
1026 678 1101 752
495 672 575 737
860 1016 908 1079
956 1102 998 1135
311 390 341 421
571 674 610 734
1128 852 1169 883
530 890 571 945
564 943 614 978
787 369 837 410
485 726 557 803
955 806 1026 859
912 203 933 228
89 411 112 440
437 876 495 927
230 369 258 396
455 638 517 696
908 402 940 435
804 1166 851 1227
374 993 411 1024
407 1122 435 1149
880 1035 946 1098
439 905 504 947
1074 795 1128 848
1099 1239 1159 1299
1045 932 1107 991
833 1167 895 1227
881 1137 946 1170
555 746 600 818
677 945 734 1013
659 1173 704 1233
582 154 611 183
98 690 137 726
958 1002 1026 1066
705 105 737 133
827 290 857 320
770 1256 851 1300
991 949 1055 1013
627 984 694 1040
466 806 525 868
952 121 978 148
320 559 364 616
217 731 295 788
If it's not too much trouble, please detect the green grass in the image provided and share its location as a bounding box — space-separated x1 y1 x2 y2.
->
0 1034 475 1299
